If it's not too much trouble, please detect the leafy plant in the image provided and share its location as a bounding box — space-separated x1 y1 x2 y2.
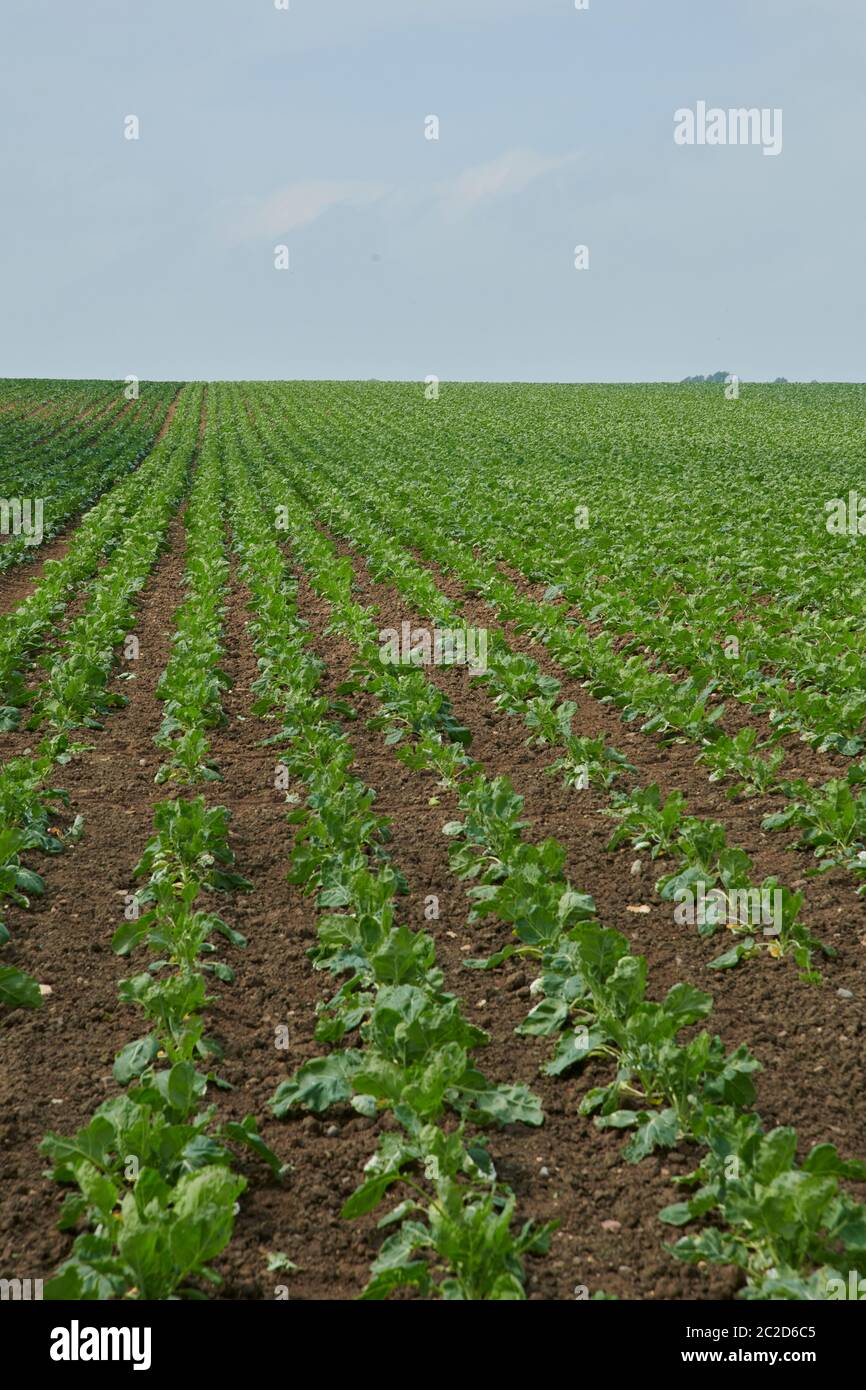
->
696 728 785 797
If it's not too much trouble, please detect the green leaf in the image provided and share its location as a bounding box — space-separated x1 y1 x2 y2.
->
113 1036 159 1085
111 917 150 955
271 1051 363 1116
543 1026 607 1077
470 1083 544 1128
0 964 43 1009
223 1116 288 1180
341 1168 407 1220
516 997 569 1037
803 1144 866 1181
164 1061 205 1114
14 867 45 896
621 1108 680 1162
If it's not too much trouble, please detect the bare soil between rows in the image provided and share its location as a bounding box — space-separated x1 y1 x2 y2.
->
0 389 180 617
1 500 864 1302
0 510 189 1279
490 558 858 787
0 515 404 1301
302 527 866 1276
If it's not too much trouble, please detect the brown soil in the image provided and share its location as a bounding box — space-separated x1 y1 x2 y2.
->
0 536 75 616
0 390 180 617
266 562 735 1301
490 558 857 785
154 388 182 445
296 529 866 1283
202 558 383 1301
397 539 854 825
1 480 863 1303
0 388 189 1278
0 511 189 1278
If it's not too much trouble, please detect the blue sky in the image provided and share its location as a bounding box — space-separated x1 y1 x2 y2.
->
0 0 863 380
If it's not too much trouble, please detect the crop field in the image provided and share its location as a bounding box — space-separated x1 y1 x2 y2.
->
1 378 866 1303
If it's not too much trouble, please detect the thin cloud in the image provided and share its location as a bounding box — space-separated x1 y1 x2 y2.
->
227 149 576 246
229 180 389 243
440 148 578 216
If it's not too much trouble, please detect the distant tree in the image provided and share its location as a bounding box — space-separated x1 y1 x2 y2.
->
681 372 790 384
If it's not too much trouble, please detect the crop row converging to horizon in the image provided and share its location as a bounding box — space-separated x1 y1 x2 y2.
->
1 377 865 1302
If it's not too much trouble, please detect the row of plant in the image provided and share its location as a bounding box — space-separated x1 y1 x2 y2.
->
0 738 84 1007
445 774 866 1300
257 383 866 761
0 385 178 574
41 794 285 1299
8 390 151 490
249 388 744 750
239 387 828 979
0 381 175 480
0 387 203 1010
603 785 827 975
0 384 198 726
234 427 866 1300
153 395 229 786
0 380 124 481
220 404 553 1299
296 382 866 745
26 387 201 733
409 497 866 901
272 391 781 744
253 384 866 906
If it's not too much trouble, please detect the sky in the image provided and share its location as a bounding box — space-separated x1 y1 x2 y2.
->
0 0 863 381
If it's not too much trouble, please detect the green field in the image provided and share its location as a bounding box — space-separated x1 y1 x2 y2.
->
1 380 865 1302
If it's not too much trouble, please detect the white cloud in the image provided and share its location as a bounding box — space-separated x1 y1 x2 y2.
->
230 180 389 242
440 148 578 216
227 148 576 246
